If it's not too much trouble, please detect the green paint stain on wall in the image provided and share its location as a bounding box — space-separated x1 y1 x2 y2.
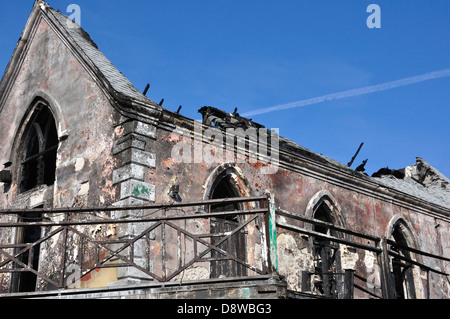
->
132 185 150 197
242 288 251 299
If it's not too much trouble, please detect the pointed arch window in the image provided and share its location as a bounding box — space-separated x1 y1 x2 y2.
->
209 173 247 279
19 103 58 193
304 191 347 298
390 222 417 299
312 202 341 298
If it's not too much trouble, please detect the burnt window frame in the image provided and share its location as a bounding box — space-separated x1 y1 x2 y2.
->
305 192 347 299
390 221 417 299
11 208 43 293
6 98 60 293
311 202 343 298
18 101 58 193
207 170 248 279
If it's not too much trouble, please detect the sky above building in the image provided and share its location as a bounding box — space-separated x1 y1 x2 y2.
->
1 1 449 178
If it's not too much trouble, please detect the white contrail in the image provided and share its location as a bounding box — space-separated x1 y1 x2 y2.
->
242 68 450 117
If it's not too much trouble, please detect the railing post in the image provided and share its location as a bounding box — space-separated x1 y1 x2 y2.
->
263 192 278 274
377 237 396 299
343 269 355 299
58 214 69 289
259 198 269 274
161 221 166 282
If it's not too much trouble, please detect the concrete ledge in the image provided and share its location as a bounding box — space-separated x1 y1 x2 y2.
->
0 275 287 299
122 121 157 140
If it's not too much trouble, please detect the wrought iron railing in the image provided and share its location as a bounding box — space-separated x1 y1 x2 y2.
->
0 197 448 298
0 196 275 292
275 207 450 299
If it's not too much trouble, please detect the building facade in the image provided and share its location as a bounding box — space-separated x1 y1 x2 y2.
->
0 1 448 299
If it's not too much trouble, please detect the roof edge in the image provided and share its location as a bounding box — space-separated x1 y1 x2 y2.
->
0 1 43 113
0 1 163 121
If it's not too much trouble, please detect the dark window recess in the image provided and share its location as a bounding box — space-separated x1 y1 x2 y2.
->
312 204 339 298
20 105 58 193
210 176 247 278
12 210 43 293
391 225 416 299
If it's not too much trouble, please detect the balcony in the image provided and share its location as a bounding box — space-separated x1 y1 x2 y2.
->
0 195 447 299
0 196 285 298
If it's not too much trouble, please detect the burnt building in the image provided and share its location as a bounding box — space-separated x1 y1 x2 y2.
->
0 1 448 299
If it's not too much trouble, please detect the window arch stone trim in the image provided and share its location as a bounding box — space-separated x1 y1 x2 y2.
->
385 215 419 247
9 96 60 195
5 92 67 167
385 214 425 299
202 163 252 201
305 190 347 232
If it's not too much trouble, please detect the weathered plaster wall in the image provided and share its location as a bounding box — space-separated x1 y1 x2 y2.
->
0 17 118 209
139 119 449 298
0 16 119 291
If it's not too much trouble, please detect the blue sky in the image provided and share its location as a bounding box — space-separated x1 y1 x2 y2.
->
1 1 449 177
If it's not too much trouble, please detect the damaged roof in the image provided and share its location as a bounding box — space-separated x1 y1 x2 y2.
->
372 158 450 210
43 2 450 212
197 105 450 211
280 134 450 210
3 2 447 213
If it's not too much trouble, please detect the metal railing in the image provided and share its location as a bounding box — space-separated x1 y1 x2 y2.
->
0 197 448 298
275 207 450 299
0 196 275 292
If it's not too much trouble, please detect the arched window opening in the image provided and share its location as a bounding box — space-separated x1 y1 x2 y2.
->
19 104 58 193
312 202 341 298
391 223 417 299
210 175 240 214
209 174 247 279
